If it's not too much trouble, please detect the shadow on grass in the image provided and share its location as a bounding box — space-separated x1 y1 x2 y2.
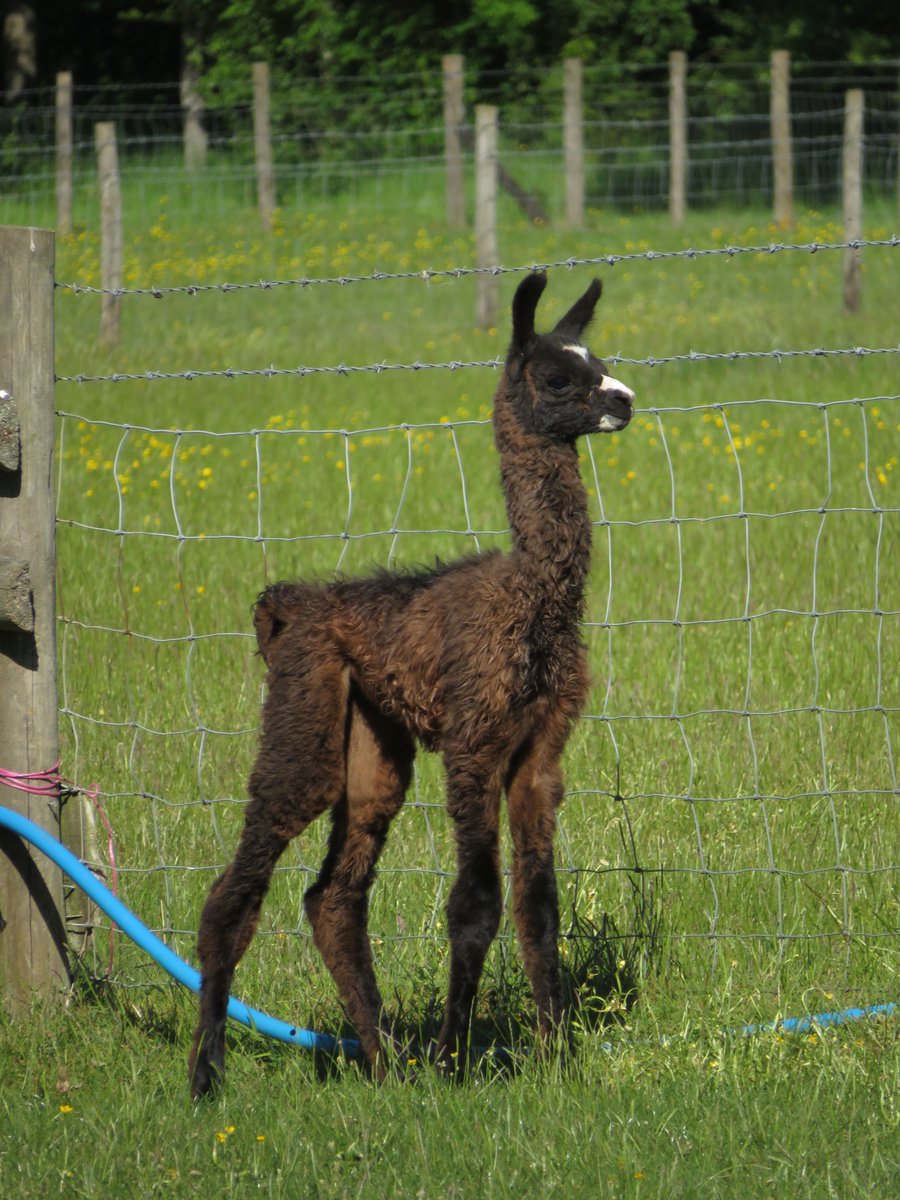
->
66 812 664 1085
67 964 186 1046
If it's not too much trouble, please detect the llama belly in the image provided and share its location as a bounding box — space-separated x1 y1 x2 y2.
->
378 667 445 749
348 657 445 750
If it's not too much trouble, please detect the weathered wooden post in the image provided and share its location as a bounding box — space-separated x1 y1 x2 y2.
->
95 122 122 347
55 71 73 237
770 50 794 228
0 225 70 1013
563 57 585 227
475 105 499 330
668 51 687 225
443 54 466 228
842 88 864 313
253 61 275 231
182 57 208 172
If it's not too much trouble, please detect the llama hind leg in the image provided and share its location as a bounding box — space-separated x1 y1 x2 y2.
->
189 657 350 1098
303 692 414 1078
189 816 293 1098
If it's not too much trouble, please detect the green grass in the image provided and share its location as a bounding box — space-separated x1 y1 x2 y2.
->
0 993 897 1198
1 177 899 1195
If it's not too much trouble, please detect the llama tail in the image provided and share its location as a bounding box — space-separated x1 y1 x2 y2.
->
253 585 295 660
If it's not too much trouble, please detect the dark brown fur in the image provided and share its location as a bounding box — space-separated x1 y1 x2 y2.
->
188 271 634 1096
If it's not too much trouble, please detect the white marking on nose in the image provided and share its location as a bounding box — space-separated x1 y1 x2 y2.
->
562 343 589 362
600 375 635 404
598 414 625 432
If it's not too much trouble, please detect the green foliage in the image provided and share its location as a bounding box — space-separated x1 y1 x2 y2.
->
706 0 899 63
30 0 900 96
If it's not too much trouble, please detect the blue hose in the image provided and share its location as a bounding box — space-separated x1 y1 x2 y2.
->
0 805 361 1059
737 1003 897 1037
0 804 895 1055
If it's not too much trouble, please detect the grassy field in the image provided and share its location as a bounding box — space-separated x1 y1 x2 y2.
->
1 176 898 1195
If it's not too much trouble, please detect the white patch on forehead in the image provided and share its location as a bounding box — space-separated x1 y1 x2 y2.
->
600 374 636 404
562 343 589 362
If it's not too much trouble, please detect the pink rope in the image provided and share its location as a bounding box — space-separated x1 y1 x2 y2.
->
1 762 119 977
0 761 62 796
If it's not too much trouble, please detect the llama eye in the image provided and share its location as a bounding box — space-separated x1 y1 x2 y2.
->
547 375 571 394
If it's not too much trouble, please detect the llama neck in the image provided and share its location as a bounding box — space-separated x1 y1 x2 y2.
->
494 400 592 625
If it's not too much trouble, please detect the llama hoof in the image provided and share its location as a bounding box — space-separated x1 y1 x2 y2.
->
189 1070 218 1101
367 1027 420 1083
432 1041 470 1081
188 1051 223 1100
189 1068 220 1101
389 1037 424 1084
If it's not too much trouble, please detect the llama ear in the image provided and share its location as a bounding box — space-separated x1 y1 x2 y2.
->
510 270 548 353
553 278 603 340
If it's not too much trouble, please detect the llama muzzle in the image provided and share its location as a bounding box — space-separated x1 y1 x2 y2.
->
593 375 634 432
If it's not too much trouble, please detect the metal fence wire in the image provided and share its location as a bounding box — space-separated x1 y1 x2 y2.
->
52 236 899 999
2 57 898 222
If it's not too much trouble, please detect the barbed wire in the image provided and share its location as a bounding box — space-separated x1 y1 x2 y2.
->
54 342 900 386
55 391 900 435
8 58 899 103
53 235 900 300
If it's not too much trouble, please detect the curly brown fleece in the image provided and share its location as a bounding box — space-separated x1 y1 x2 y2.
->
189 270 634 1096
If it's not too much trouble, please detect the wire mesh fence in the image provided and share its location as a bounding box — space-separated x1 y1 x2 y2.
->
48 231 900 1004
2 58 898 225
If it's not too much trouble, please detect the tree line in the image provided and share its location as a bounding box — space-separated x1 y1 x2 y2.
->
4 0 898 107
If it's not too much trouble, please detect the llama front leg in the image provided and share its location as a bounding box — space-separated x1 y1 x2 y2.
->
506 738 567 1044
435 764 503 1072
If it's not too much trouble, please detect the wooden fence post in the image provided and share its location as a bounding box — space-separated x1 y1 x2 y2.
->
770 50 794 228
668 51 687 225
443 54 466 228
181 57 208 172
55 71 73 237
95 122 122 347
0 225 69 1013
842 88 864 313
564 57 585 227
475 105 499 330
253 61 275 231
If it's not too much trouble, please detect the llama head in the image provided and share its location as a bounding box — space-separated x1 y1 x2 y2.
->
505 271 634 442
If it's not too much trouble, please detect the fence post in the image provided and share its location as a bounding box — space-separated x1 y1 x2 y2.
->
668 51 687 225
0 225 69 1013
55 71 73 237
253 61 275 231
770 50 794 228
563 57 585 227
842 88 864 313
95 122 122 347
182 57 208 173
443 54 466 228
475 105 499 330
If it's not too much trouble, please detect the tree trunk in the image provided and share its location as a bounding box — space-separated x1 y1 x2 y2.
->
3 4 36 101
